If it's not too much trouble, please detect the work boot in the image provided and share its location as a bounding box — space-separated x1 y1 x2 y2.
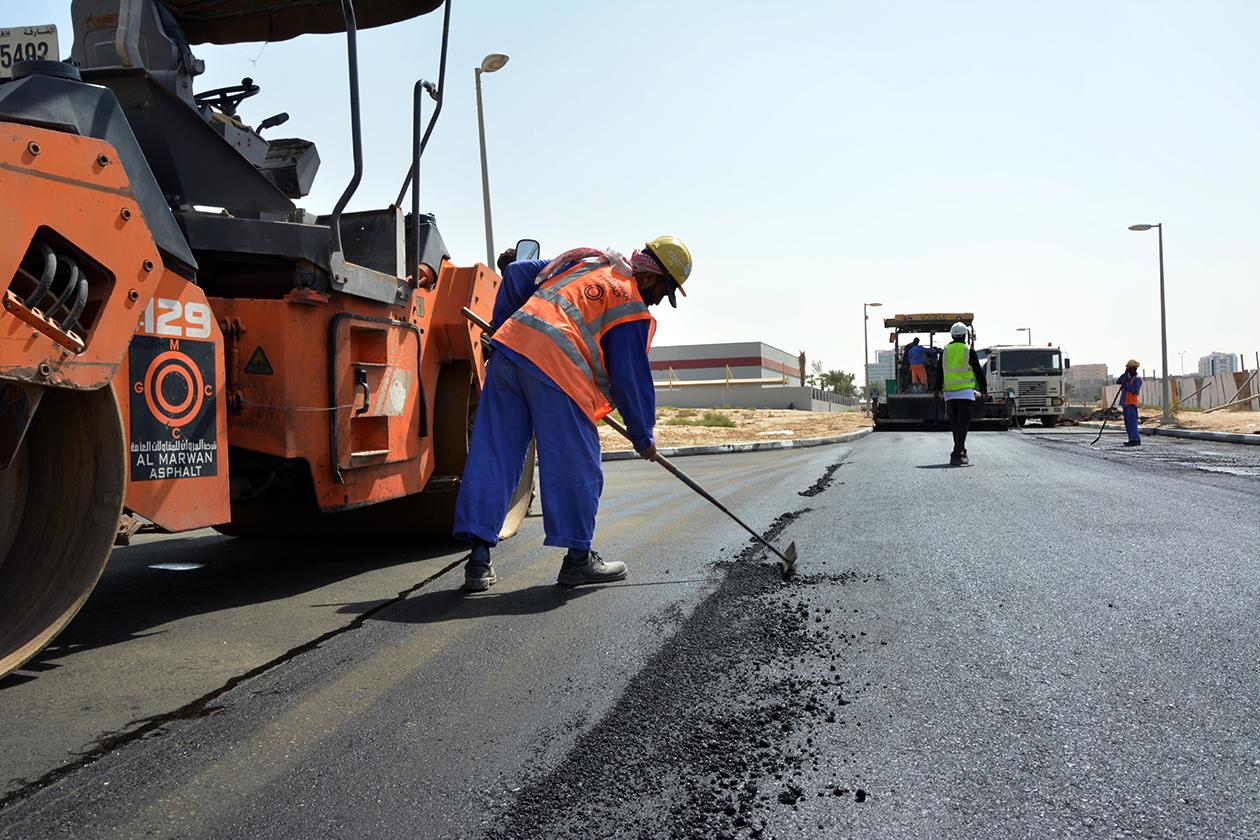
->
462 543 496 592
557 550 627 586
1124 440 1141 447
949 452 963 467
959 451 970 465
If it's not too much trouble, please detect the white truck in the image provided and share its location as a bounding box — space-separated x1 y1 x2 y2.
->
981 345 1069 427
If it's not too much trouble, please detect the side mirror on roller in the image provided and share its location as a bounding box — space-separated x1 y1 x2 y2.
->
515 239 540 262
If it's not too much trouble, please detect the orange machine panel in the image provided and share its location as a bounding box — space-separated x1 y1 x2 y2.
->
114 274 231 531
212 261 500 513
0 124 164 390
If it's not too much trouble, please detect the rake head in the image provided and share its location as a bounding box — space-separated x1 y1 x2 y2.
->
778 541 798 579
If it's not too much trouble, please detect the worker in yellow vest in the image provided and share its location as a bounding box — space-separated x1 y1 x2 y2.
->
1116 360 1143 446
453 237 693 591
937 322 988 465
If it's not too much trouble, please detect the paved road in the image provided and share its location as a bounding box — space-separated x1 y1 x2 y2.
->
1 428 1256 838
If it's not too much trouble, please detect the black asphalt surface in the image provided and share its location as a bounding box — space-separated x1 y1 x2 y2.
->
1 428 1256 839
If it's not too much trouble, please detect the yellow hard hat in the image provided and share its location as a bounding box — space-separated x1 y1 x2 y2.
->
644 236 692 305
1126 359 1140 368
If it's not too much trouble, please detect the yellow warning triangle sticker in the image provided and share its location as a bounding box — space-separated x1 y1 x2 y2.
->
244 345 274 375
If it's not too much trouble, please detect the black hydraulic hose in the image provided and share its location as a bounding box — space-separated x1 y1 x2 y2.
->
62 272 90 334
22 242 57 308
393 0 451 208
327 0 363 255
48 258 80 319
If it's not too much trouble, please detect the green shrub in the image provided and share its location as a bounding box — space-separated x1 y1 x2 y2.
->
666 410 736 428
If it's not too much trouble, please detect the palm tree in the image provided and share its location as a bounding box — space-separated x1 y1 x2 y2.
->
821 369 857 397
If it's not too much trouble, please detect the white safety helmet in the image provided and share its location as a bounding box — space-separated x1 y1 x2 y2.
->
950 321 968 339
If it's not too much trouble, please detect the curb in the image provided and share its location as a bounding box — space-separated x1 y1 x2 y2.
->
601 427 874 462
1073 421 1260 446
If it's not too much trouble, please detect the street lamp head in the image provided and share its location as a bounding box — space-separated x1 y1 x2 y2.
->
866 302 882 307
1128 224 1154 231
1016 327 1028 331
480 53 510 73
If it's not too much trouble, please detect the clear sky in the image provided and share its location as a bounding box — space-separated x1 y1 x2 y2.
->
8 0 1259 379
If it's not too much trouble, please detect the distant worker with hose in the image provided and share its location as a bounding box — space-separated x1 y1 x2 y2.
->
453 237 693 591
1116 360 1143 447
937 322 988 466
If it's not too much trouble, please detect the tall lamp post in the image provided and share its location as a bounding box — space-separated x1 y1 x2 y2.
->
1128 223 1171 424
475 52 509 267
863 302 882 402
1016 327 1031 345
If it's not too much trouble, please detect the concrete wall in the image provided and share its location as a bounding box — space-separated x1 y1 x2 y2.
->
655 383 860 412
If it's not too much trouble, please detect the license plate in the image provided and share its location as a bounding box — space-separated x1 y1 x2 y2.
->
0 25 60 79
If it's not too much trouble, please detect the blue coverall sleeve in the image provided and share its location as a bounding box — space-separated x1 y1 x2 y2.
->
492 259 549 328
602 321 656 452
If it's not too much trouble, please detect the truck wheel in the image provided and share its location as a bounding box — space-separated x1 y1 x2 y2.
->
1040 415 1058 428
0 387 125 678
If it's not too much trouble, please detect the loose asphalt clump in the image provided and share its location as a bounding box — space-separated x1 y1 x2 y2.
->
797 460 845 498
488 496 874 839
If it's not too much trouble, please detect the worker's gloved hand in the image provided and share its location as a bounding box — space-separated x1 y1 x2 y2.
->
637 443 658 462
495 248 517 275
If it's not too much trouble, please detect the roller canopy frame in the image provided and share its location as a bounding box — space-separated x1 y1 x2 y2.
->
158 0 445 45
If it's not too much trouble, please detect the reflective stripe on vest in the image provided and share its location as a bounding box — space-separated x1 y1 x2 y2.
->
942 342 976 392
494 259 655 422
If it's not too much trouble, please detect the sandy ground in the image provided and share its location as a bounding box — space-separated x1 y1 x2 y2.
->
1170 409 1260 435
598 407 871 452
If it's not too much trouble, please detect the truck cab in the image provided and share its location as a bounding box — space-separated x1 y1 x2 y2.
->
981 345 1069 427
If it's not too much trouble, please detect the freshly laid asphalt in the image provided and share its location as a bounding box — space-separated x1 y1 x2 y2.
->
0 426 1256 838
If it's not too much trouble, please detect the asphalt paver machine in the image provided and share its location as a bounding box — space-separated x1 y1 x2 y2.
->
870 312 1014 430
0 0 535 678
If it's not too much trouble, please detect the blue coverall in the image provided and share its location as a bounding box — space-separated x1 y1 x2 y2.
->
453 259 657 550
1116 371 1142 443
906 343 927 366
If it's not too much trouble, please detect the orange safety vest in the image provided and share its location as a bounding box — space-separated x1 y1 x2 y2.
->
494 258 657 423
1124 379 1141 406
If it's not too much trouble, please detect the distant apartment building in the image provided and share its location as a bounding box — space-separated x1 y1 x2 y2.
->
1198 351 1238 376
649 341 802 385
1063 362 1108 402
865 350 896 393
1064 363 1108 383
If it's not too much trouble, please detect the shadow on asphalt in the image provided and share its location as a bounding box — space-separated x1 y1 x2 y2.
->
337 582 604 624
0 535 461 691
915 463 969 469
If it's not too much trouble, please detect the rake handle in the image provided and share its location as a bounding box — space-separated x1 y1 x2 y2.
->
602 416 793 567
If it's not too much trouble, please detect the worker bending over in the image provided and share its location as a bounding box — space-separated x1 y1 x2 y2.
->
938 322 987 466
453 237 693 591
906 337 929 392
1116 360 1142 446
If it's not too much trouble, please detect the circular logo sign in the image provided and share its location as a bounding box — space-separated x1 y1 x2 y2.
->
142 350 207 428
583 283 605 301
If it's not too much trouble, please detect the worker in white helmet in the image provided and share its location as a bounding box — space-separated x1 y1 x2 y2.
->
936 321 988 465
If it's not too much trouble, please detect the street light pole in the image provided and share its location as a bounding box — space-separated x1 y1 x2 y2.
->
475 53 509 267
1128 222 1172 424
1016 327 1031 345
863 302 882 401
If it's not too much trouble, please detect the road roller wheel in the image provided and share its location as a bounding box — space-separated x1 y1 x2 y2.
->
0 386 125 678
